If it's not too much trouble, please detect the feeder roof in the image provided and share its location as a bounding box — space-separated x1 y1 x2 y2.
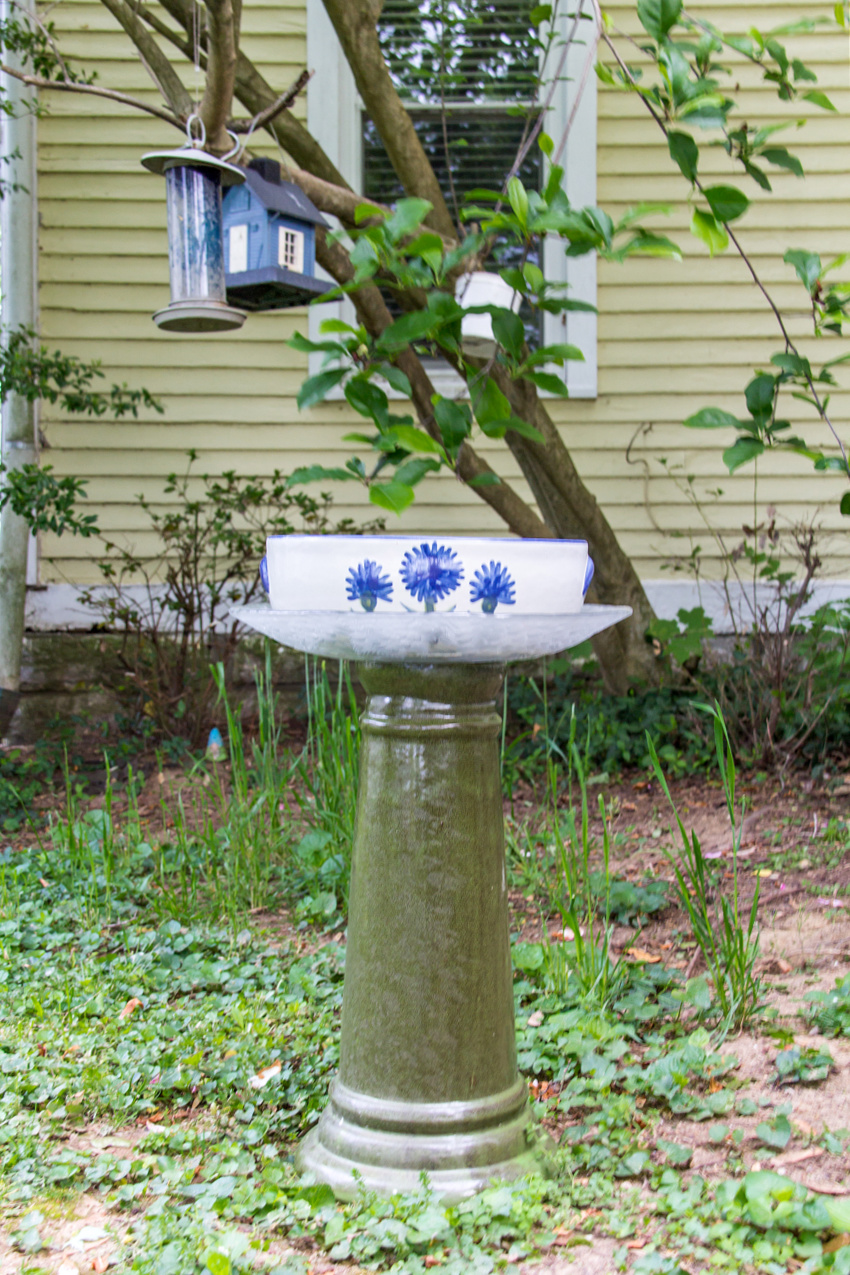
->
243 158 329 228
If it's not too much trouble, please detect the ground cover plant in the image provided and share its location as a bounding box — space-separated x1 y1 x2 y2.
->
4 664 850 1274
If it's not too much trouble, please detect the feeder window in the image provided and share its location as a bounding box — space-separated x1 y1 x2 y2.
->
278 226 304 273
228 223 248 274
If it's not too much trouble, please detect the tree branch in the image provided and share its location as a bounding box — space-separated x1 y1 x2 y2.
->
0 60 184 127
320 0 457 238
230 69 312 133
200 0 238 151
98 0 193 118
131 0 200 67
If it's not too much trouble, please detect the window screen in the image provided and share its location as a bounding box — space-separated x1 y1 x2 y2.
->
363 0 543 345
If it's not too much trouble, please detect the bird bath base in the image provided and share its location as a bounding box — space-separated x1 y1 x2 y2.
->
297 661 549 1200
230 600 632 1200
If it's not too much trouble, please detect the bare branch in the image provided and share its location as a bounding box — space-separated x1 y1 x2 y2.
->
230 69 311 134
321 0 456 238
0 59 184 126
131 0 200 66
200 0 238 151
99 0 193 118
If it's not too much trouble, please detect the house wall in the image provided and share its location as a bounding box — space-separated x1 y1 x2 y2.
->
33 0 850 618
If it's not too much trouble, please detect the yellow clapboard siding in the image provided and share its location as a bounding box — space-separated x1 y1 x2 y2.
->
33 0 850 589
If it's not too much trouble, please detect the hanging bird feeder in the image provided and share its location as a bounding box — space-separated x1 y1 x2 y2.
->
222 157 333 311
141 117 247 333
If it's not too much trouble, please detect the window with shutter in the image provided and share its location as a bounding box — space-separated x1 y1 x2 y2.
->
306 0 597 398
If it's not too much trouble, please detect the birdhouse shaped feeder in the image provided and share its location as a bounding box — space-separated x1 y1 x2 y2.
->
222 157 332 311
141 127 247 333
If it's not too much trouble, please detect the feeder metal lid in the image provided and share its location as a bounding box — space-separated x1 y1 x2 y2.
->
141 146 246 186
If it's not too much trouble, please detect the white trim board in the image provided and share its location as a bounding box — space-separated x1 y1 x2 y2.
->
24 579 850 635
304 0 597 400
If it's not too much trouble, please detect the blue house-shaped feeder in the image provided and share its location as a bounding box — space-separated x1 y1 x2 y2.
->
222 157 332 311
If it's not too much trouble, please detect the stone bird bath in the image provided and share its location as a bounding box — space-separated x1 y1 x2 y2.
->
232 534 631 1201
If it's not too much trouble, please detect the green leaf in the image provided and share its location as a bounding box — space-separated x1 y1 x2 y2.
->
507 176 530 227
287 333 346 355
344 378 388 420
376 310 440 352
784 248 822 293
667 130 698 182
433 398 473 452
723 436 765 472
745 373 777 418
804 89 837 111
523 369 570 396
296 367 347 410
294 1183 337 1209
492 309 525 359
471 377 511 428
384 197 433 242
506 416 545 442
286 464 360 487
354 202 385 223
690 209 728 256
404 231 444 273
704 185 749 223
755 1114 792 1149
385 424 444 456
369 480 415 514
528 342 585 364
683 407 740 429
468 472 502 488
841 491 850 516
824 1196 850 1231
319 318 360 334
637 0 682 40
394 456 441 486
530 3 552 23
378 364 413 397
206 1254 232 1275
657 1138 694 1167
759 147 804 177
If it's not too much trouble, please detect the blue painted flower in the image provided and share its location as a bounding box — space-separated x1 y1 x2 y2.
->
470 561 516 613
345 559 393 611
400 542 464 609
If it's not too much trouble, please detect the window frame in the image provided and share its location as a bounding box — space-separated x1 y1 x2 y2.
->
305 0 597 400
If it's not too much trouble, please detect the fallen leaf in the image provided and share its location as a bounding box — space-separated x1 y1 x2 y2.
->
248 1061 282 1089
91 1258 110 1272
626 947 661 964
622 801 637 811
801 1179 850 1196
756 868 773 878
39 878 50 888
824 1235 850 1254
119 998 143 1020
145 1121 167 1133
424 1255 444 1267
626 1239 647 1250
527 1010 544 1028
773 1147 824 1168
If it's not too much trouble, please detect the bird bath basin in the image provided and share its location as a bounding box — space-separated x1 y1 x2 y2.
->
232 535 631 1201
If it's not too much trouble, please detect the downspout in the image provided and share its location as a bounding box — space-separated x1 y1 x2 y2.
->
0 0 38 733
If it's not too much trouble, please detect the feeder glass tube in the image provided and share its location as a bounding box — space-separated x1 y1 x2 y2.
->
165 163 227 306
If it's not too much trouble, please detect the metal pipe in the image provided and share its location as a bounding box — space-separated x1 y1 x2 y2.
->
0 0 38 712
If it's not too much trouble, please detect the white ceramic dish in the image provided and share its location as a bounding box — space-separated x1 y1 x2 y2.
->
261 535 593 616
231 603 632 664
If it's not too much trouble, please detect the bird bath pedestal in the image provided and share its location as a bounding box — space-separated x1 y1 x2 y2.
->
233 578 630 1201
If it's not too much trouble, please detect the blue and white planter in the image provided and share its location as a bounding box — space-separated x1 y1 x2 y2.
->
260 535 594 615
